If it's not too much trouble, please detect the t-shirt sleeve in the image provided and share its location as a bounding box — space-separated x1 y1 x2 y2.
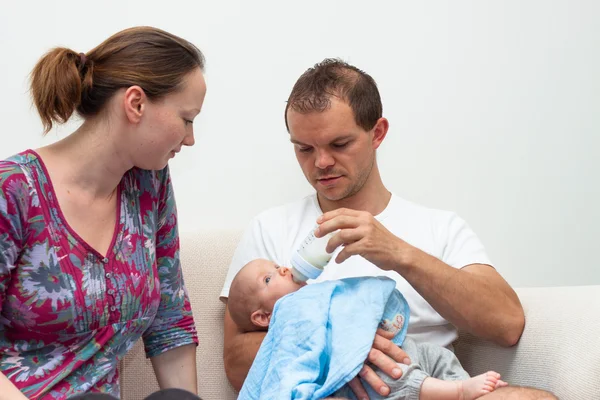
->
219 214 281 301
439 212 493 269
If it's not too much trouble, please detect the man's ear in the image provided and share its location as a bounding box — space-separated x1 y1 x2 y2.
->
371 117 389 150
251 309 272 328
123 85 147 124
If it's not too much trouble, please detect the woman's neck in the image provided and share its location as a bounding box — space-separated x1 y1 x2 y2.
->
36 119 133 200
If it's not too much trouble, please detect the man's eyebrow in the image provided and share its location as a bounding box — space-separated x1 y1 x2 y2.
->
330 135 353 143
290 138 307 146
290 135 354 146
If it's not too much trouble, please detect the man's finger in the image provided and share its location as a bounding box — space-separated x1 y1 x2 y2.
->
334 242 361 264
347 376 370 400
317 208 363 224
316 215 360 237
367 347 404 381
376 328 396 340
326 228 362 253
373 332 411 365
358 363 390 397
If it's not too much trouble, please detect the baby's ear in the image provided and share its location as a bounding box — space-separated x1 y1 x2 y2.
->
251 309 272 328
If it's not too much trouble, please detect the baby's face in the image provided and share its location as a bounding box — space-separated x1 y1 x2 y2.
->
247 259 305 312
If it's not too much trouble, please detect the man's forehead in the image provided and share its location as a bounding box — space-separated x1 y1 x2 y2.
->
290 130 356 145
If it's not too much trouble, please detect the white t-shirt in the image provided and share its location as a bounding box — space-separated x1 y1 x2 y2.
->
220 193 493 348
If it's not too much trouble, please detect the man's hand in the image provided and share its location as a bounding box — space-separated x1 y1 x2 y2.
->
347 329 411 399
318 207 525 347
317 208 413 271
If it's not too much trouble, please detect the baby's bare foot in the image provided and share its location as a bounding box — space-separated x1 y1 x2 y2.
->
459 371 507 400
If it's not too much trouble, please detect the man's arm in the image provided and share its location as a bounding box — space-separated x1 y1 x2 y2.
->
223 304 267 391
320 208 525 347
399 257 523 346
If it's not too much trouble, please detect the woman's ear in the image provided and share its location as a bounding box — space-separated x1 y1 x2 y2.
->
250 309 272 328
123 85 147 124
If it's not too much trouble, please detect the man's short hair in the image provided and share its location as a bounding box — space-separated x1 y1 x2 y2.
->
285 58 383 132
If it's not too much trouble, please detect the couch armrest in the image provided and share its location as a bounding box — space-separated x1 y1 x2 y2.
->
454 285 600 399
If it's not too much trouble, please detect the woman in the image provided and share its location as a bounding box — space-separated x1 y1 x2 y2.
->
0 26 206 399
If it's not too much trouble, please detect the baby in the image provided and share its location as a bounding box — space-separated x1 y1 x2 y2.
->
228 259 508 400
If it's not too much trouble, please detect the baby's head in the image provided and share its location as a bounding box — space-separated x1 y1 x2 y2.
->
228 258 305 332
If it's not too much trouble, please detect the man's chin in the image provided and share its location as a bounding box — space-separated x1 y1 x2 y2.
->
315 187 350 202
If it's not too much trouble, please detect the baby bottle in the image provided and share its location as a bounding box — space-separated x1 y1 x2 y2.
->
290 226 338 283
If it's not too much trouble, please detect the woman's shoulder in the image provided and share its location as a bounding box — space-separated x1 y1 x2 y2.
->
0 151 37 190
124 166 171 199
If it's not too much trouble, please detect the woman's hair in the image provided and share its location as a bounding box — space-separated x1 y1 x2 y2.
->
30 26 205 133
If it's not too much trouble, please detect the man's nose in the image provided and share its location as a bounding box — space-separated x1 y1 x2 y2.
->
314 150 335 169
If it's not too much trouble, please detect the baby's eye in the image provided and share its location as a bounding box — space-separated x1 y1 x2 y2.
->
265 276 271 284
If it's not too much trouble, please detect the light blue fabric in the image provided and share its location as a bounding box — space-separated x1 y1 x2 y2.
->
238 276 411 400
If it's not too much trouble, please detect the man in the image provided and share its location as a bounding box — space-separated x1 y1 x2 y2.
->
221 59 555 399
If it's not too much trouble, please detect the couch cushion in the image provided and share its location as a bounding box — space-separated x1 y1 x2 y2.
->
455 285 600 399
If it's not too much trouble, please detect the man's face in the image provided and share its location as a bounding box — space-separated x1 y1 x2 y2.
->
287 97 377 201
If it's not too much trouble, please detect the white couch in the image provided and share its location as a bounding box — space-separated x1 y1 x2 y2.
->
119 231 600 399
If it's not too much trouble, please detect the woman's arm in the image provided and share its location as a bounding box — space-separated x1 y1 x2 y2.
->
1 164 29 400
144 168 198 392
150 343 198 393
0 373 28 400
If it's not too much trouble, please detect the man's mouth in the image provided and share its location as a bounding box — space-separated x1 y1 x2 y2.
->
317 176 342 185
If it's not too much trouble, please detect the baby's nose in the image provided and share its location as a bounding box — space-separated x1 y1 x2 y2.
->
278 267 290 276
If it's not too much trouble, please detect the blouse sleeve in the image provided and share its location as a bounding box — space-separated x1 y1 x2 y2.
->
0 162 27 315
142 167 198 358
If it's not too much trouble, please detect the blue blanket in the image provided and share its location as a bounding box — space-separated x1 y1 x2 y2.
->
238 276 410 400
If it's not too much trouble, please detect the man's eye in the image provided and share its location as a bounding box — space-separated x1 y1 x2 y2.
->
298 147 312 153
332 142 349 149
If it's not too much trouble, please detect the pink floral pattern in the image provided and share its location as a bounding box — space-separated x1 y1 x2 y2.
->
0 150 197 399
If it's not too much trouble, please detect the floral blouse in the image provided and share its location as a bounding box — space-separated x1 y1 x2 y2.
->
0 150 197 399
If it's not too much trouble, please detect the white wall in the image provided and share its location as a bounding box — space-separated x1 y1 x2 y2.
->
1 1 598 288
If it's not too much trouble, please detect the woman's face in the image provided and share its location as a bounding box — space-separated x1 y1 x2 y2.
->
129 68 207 170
